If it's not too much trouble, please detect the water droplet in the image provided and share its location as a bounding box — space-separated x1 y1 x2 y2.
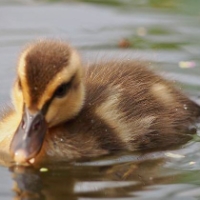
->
29 158 35 164
183 104 188 110
40 167 48 172
60 138 64 142
149 177 153 181
34 87 38 90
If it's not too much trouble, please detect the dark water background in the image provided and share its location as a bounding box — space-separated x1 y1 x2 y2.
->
0 0 200 199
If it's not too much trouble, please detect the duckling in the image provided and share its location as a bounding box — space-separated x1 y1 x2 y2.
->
0 40 199 165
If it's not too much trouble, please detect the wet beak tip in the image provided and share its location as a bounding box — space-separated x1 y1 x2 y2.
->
10 109 47 164
14 149 28 164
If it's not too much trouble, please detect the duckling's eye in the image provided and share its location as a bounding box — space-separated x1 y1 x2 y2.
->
54 82 71 98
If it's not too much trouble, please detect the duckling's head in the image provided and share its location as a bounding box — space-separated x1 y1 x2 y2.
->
10 40 85 164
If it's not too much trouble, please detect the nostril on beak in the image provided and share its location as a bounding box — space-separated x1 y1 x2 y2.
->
21 119 26 129
33 120 41 131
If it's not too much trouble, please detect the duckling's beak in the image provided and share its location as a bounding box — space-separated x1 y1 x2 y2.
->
10 107 47 164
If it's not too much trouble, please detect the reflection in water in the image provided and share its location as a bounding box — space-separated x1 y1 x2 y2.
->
10 166 44 200
9 155 181 200
10 165 76 200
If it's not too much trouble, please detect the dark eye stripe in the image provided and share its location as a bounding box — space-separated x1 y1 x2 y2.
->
41 75 75 115
41 98 52 115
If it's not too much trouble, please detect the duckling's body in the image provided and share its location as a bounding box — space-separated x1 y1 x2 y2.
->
41 61 200 162
0 40 199 165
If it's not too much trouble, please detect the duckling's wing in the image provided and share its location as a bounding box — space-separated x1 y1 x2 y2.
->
84 61 200 151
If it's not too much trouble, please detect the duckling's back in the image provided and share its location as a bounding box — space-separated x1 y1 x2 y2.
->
81 61 200 151
45 61 200 162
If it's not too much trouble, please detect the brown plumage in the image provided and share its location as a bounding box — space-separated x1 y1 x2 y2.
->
25 41 71 105
0 40 199 165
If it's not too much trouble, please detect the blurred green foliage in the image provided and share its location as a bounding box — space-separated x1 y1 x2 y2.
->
43 0 200 16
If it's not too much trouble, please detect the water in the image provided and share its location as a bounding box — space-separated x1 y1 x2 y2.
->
0 0 200 199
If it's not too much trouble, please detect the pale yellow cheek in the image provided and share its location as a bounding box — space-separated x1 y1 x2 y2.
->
45 94 77 126
12 84 23 115
45 84 85 127
45 99 64 126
